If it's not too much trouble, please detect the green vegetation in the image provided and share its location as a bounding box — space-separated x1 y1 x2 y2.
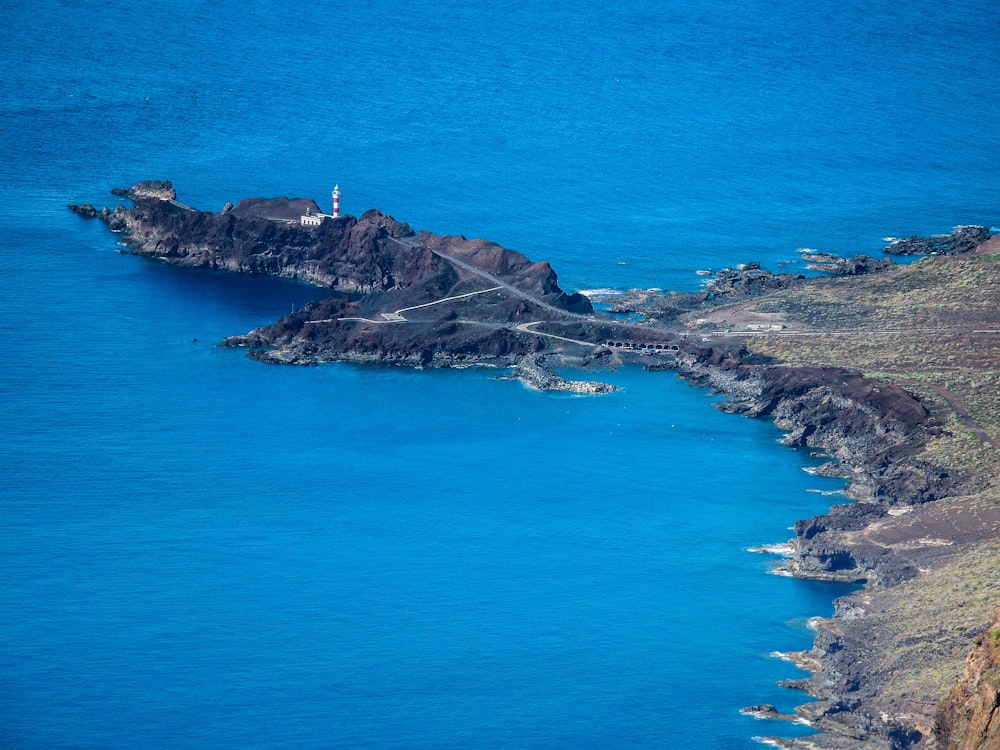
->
921 415 998 483
732 251 1000 482
867 539 1000 704
689 249 1000 730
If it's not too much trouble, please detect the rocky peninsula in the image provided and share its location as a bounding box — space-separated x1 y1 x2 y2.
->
71 181 678 374
72 182 1000 749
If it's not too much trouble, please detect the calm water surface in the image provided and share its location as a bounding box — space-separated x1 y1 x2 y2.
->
2 0 997 747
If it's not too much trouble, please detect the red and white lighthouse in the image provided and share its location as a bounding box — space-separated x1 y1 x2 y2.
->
332 185 340 218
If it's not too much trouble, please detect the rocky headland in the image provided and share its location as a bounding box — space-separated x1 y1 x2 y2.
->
71 181 676 375
71 184 1000 749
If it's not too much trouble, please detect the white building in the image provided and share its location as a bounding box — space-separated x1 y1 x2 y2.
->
300 185 340 226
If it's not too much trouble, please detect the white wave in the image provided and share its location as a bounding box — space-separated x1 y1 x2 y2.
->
747 543 794 556
752 737 783 748
578 288 623 299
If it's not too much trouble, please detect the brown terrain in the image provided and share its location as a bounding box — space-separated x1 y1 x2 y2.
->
675 238 1000 749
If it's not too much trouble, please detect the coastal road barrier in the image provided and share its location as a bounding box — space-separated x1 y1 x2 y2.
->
604 341 680 352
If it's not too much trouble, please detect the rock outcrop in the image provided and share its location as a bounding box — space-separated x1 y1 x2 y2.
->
72 182 627 382
883 225 991 256
73 184 591 311
677 348 950 503
701 262 805 301
504 355 620 394
672 248 1000 748
802 252 896 276
935 608 1000 750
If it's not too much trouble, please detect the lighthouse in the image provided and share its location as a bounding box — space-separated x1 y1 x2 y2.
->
300 184 343 227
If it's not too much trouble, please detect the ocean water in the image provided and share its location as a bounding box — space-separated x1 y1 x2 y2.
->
2 1 998 747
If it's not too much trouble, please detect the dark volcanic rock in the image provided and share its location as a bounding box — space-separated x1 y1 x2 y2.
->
675 346 965 587
702 262 805 301
884 225 991 256
81 183 592 315
680 352 944 500
111 179 177 201
504 355 620 393
600 287 703 324
103 195 426 292
80 181 599 370
228 294 553 368
227 196 322 222
69 203 99 218
804 252 895 276
416 231 593 313
597 264 803 323
69 203 114 222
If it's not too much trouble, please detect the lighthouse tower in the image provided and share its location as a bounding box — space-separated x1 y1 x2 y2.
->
332 185 340 218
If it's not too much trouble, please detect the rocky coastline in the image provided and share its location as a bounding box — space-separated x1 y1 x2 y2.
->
499 355 621 394
71 183 999 749
665 235 1000 749
677 344 999 748
72 181 671 379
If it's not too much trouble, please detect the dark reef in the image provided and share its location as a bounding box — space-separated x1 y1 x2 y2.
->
883 225 991 256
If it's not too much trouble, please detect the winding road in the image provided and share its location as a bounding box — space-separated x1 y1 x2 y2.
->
383 235 594 320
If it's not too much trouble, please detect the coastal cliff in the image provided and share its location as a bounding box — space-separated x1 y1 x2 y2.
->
72 184 999 749
673 341 997 748
674 239 1000 749
935 607 1000 749
73 180 589 308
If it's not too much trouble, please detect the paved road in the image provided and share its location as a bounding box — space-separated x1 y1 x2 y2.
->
704 326 1000 338
515 321 605 349
309 235 679 354
383 236 592 320
391 286 503 316
304 285 504 325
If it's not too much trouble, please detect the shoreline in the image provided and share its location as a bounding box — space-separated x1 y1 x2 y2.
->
667 296 999 746
71 183 1000 749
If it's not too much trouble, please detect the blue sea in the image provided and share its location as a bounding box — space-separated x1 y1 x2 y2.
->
2 1 998 747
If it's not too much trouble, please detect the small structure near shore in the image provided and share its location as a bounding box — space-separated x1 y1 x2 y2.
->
301 185 341 226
